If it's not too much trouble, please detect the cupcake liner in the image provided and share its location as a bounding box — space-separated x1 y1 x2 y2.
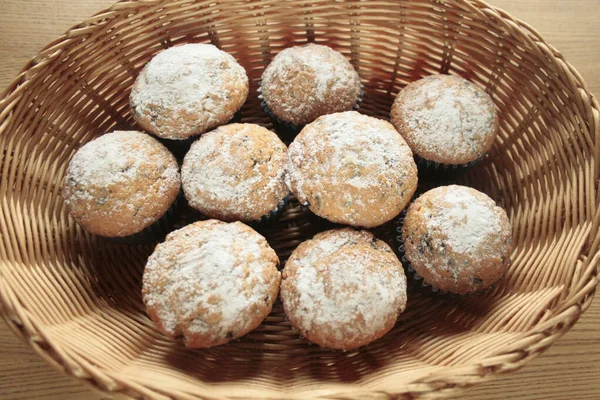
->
179 195 291 230
258 82 364 145
250 195 291 229
157 136 194 163
229 108 243 124
413 153 485 182
356 83 365 109
171 197 206 230
156 109 244 161
394 213 504 299
259 93 301 144
101 193 182 245
298 202 344 230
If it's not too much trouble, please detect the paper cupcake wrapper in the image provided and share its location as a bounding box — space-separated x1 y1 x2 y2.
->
258 82 364 144
394 213 504 299
228 109 243 124
178 195 291 229
413 153 485 183
156 109 243 162
101 192 182 245
250 195 291 228
299 202 341 230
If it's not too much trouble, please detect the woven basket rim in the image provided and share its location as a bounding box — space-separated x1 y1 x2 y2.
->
1 0 599 398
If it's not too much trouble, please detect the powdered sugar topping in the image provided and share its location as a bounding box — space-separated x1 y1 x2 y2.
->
425 186 502 256
131 43 248 139
392 74 497 164
402 185 512 294
143 220 280 344
261 43 361 126
282 229 407 349
284 111 417 227
181 124 289 221
63 130 180 236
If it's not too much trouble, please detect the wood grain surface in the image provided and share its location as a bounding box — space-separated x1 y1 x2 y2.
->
1 1 599 399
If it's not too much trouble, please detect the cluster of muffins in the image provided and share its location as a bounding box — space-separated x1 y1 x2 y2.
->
62 42 512 350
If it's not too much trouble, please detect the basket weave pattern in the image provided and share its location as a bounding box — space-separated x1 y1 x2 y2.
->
1 0 599 398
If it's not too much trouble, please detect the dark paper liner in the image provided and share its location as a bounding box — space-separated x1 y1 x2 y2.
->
258 82 364 145
171 196 206 230
394 213 503 299
178 195 291 229
228 108 243 124
259 97 301 144
299 203 342 230
156 109 243 161
250 195 291 229
413 153 485 183
157 136 194 163
101 193 182 245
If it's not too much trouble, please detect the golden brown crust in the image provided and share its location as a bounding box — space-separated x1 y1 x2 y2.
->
391 74 498 165
130 44 248 140
285 111 418 228
281 228 407 350
62 131 180 237
142 220 280 348
260 43 361 126
181 124 289 222
401 185 512 295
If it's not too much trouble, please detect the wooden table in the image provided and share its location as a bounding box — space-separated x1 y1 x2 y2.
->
1 1 599 399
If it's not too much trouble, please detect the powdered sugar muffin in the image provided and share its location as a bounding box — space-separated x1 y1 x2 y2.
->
281 228 407 350
259 43 362 138
143 220 280 348
62 131 180 241
391 74 498 168
401 185 512 295
181 123 289 224
285 111 418 228
130 44 248 140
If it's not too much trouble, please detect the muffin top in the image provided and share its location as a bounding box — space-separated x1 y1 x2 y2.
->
130 43 249 140
285 111 418 228
63 131 180 237
281 228 407 350
142 220 280 348
181 123 289 222
390 74 498 165
260 43 361 126
401 185 512 295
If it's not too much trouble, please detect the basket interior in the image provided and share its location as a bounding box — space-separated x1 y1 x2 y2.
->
0 0 598 398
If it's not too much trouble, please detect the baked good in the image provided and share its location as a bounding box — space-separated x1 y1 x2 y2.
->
284 111 418 228
390 74 498 167
280 228 407 350
62 130 180 240
142 220 280 348
130 43 248 140
401 185 512 295
259 43 362 136
181 123 289 223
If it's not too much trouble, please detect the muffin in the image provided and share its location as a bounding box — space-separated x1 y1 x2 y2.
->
130 43 248 140
181 123 289 224
62 130 180 243
390 74 498 172
280 228 407 350
400 185 512 296
143 220 280 348
259 43 362 140
284 111 418 228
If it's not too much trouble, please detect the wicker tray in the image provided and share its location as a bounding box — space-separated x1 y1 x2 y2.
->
1 0 598 399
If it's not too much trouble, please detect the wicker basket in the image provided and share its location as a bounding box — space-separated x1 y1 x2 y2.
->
1 0 598 398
